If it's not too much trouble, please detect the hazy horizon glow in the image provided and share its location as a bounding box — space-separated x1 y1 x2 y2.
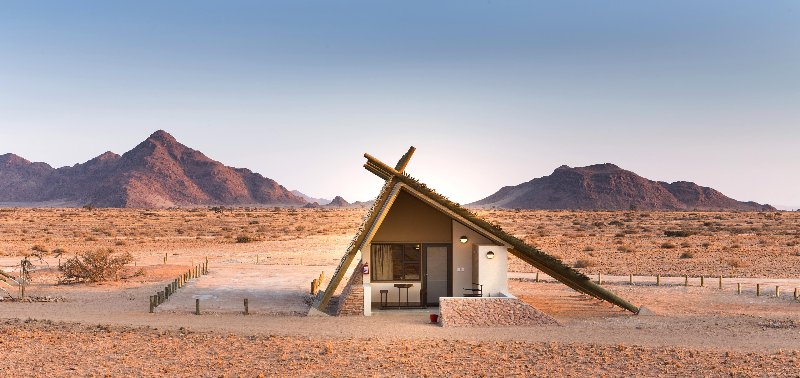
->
1 1 798 206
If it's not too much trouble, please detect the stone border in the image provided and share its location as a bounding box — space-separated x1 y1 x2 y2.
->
439 296 558 327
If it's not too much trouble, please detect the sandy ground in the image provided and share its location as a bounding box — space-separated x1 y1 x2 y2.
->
2 208 800 376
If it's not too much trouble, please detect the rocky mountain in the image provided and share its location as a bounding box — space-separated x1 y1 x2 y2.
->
470 163 775 211
291 190 331 206
0 130 307 208
325 196 350 208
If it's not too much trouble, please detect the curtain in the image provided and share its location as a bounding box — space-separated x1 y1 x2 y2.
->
372 244 393 281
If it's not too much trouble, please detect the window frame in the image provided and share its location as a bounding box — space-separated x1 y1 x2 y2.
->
370 243 422 282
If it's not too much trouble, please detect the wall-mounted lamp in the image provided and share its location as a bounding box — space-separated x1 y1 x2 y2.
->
459 235 468 243
486 251 495 259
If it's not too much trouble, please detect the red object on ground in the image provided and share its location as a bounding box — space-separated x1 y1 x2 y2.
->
429 314 439 323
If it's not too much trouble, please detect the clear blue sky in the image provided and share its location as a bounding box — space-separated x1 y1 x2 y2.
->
1 1 798 207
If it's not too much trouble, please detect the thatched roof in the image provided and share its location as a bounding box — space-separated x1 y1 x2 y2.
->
313 147 639 314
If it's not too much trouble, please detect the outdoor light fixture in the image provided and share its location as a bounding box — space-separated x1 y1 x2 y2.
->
459 235 468 243
486 251 495 259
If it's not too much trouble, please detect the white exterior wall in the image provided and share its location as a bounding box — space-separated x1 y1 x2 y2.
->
472 244 509 296
452 221 493 296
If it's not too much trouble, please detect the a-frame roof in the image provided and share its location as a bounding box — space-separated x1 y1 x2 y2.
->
313 147 640 314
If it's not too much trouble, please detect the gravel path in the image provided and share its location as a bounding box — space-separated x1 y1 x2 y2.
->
2 319 798 377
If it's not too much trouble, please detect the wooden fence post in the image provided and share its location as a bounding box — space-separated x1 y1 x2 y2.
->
598 273 602 285
684 275 688 287
756 284 760 296
795 288 798 301
149 295 155 313
737 283 741 295
244 298 249 315
164 253 167 264
195 298 200 315
719 276 723 290
629 274 633 285
656 275 660 286
775 286 780 298
535 272 540 283
700 276 704 287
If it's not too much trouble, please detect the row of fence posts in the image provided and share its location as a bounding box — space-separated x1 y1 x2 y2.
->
533 271 799 302
149 257 209 313
310 271 326 296
594 272 799 302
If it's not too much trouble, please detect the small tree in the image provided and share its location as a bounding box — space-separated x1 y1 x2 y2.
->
60 249 133 283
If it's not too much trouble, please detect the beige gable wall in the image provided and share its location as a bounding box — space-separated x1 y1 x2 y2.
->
372 189 451 243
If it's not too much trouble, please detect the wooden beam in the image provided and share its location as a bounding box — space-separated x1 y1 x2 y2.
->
364 153 402 177
363 163 392 181
508 248 597 299
394 146 416 172
316 178 402 310
509 248 639 313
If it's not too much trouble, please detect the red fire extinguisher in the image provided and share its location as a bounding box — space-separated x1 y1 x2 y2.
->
362 262 369 275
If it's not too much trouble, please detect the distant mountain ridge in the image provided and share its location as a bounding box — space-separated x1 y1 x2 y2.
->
0 130 307 208
470 163 775 211
291 190 331 206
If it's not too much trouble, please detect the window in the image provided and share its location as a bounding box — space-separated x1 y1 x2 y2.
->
371 243 421 281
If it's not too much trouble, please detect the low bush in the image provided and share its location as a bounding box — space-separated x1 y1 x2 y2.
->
664 230 695 237
236 236 253 243
726 258 749 268
617 245 634 253
60 248 133 283
574 259 595 268
679 251 694 259
660 242 676 249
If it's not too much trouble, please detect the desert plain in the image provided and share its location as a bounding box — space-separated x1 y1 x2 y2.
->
1 207 800 376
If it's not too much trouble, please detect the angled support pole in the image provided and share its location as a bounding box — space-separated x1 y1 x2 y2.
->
394 146 416 172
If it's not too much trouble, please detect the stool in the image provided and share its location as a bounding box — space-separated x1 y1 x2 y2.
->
379 290 388 309
393 283 413 308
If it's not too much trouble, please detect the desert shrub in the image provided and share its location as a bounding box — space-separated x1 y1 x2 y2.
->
60 248 133 283
617 245 634 253
31 244 48 253
787 241 799 247
660 242 676 249
726 258 749 268
679 251 694 259
574 259 595 268
583 246 595 252
680 242 691 248
664 230 695 237
114 240 127 246
609 220 624 227
701 242 711 248
236 236 253 243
